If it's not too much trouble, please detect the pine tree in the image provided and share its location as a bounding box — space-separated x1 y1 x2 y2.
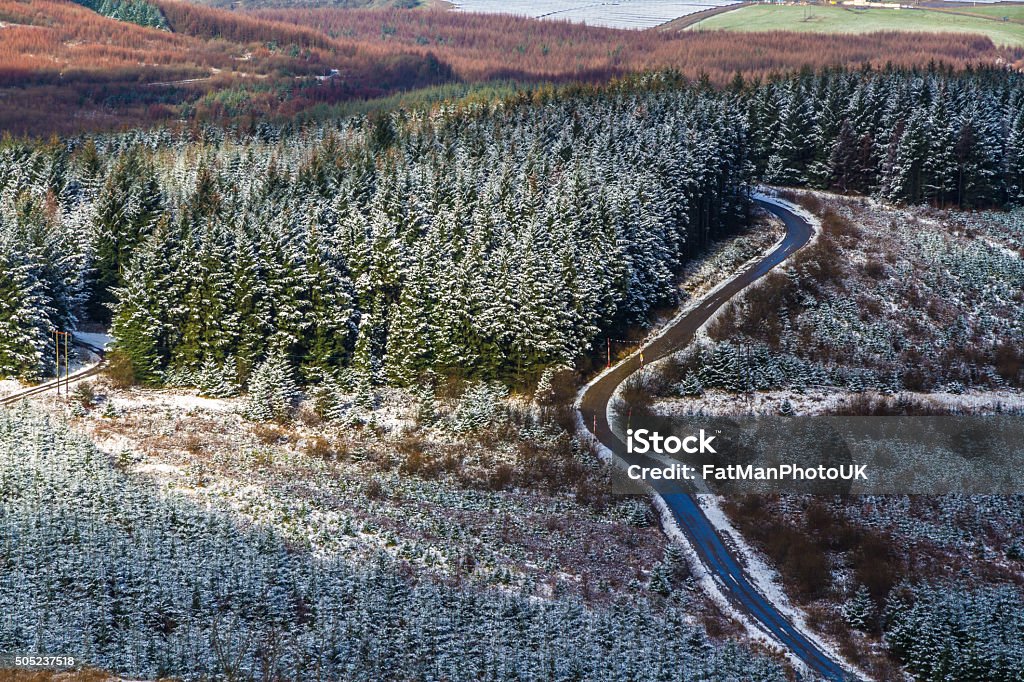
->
677 372 704 397
0 248 51 380
244 353 298 422
765 81 816 186
881 112 930 204
924 94 957 205
829 119 862 194
108 219 177 385
843 585 875 631
384 250 434 386
89 149 163 322
1006 112 1024 205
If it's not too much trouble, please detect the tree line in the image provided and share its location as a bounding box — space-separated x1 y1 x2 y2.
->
746 67 1024 207
74 0 168 29
0 67 1021 389
0 80 749 386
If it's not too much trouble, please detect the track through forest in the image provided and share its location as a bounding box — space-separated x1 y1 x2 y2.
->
0 339 106 407
579 195 855 681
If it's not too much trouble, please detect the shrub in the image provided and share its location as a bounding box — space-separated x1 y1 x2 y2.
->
534 365 576 406
251 423 287 445
303 436 342 460
993 342 1023 385
363 478 385 499
182 433 203 454
103 349 136 389
71 381 97 408
448 382 508 433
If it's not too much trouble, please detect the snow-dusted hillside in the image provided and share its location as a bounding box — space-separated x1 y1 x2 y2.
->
450 0 741 29
0 408 786 681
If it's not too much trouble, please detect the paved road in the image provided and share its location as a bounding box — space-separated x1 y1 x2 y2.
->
579 197 853 681
0 339 107 407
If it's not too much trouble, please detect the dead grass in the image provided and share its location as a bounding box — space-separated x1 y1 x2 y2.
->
0 670 126 682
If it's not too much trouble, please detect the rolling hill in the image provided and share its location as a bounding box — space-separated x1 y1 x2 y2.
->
0 0 1018 135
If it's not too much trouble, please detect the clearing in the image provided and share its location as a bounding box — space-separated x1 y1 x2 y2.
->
450 0 743 29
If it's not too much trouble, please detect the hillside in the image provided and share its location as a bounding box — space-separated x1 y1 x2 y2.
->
0 0 1019 136
0 0 449 134
253 6 1020 81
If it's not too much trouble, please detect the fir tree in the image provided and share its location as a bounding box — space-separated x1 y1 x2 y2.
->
244 353 298 422
843 585 874 631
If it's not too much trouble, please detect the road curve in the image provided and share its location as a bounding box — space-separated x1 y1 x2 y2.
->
579 197 853 681
0 340 107 407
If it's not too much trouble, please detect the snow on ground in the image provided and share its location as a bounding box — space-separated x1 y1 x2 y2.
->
110 389 236 413
677 208 785 303
0 379 20 398
696 494 871 681
652 387 1024 416
35 376 675 609
73 331 113 350
451 0 741 29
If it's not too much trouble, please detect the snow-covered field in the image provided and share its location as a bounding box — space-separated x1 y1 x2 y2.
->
450 0 741 29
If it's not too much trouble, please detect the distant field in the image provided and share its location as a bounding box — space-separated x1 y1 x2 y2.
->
449 0 742 29
956 2 1024 20
687 4 1024 46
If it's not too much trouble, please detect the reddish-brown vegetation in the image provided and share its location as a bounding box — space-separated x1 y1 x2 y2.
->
0 1 1018 135
0 0 449 134
253 7 1020 84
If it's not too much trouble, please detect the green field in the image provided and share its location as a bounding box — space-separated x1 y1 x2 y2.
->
959 3 1024 20
686 4 1024 47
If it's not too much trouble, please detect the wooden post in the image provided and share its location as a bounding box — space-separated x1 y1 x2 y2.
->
54 330 60 396
64 332 70 398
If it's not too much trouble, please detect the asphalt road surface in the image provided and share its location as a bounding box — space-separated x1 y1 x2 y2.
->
0 338 107 407
579 196 854 681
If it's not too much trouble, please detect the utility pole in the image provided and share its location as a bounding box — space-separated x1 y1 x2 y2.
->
54 330 61 397
64 331 70 398
53 330 72 399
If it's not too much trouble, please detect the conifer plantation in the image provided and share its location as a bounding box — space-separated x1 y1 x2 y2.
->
0 79 752 386
1 67 1021 388
1 1 1024 675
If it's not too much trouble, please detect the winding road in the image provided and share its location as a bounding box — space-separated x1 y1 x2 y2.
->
0 338 107 407
579 196 854 681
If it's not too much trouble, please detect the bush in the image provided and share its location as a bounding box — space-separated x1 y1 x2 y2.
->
994 342 1023 385
303 436 343 460
534 365 576 406
363 478 385 500
619 372 658 415
448 382 508 433
104 349 136 389
182 433 203 454
820 209 861 242
72 381 97 408
251 423 287 445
